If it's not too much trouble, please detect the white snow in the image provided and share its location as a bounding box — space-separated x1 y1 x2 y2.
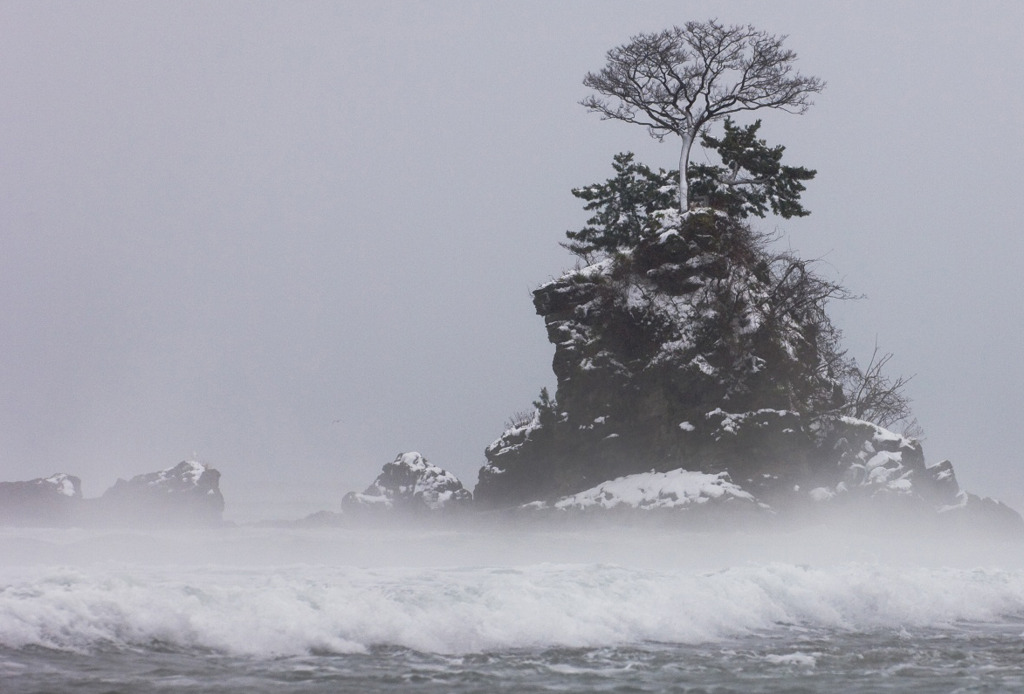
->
358 452 470 511
146 460 206 488
44 474 77 497
886 478 913 493
397 452 466 510
708 409 796 438
865 451 902 471
809 487 835 502
487 412 541 458
839 416 915 449
938 490 971 513
544 468 756 511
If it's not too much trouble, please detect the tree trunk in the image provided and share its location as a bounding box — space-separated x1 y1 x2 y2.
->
678 131 694 215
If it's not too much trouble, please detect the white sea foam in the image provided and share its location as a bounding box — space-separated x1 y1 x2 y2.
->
2 525 1022 658
764 652 819 667
2 561 1023 656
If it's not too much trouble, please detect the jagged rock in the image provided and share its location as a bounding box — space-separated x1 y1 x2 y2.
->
938 492 1024 534
478 219 837 507
343 452 472 514
94 460 225 526
0 473 82 527
0 462 226 528
707 411 1016 524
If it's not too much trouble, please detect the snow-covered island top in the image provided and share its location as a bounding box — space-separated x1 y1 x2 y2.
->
43 473 80 497
343 452 472 513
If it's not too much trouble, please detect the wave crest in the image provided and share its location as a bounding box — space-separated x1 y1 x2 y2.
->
2 563 1023 656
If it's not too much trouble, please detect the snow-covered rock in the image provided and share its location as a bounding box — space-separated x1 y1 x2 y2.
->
475 213 1022 532
0 473 82 527
343 452 472 514
531 468 761 512
96 460 225 526
476 216 841 507
820 417 936 500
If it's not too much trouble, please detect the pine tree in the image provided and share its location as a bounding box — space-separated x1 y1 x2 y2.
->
563 152 676 259
689 118 816 219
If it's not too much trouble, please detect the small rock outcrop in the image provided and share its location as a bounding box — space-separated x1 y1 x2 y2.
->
92 460 225 526
343 452 472 514
0 462 226 528
0 473 82 527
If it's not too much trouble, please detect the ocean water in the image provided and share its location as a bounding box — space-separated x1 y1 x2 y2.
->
1 524 1023 693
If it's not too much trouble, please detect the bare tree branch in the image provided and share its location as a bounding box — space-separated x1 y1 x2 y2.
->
838 340 915 429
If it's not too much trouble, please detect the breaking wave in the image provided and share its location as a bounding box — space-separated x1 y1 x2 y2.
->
3 562 1024 656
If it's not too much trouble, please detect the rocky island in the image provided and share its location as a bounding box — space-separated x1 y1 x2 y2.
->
340 210 1020 533
342 451 472 515
3 22 1019 534
471 214 1020 530
0 460 224 527
339 20 1023 532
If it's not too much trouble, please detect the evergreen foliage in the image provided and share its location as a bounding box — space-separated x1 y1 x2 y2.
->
563 153 676 258
565 121 815 259
558 147 913 432
689 118 816 219
532 387 560 428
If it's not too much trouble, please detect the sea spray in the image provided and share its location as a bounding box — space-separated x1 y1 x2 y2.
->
3 562 1024 656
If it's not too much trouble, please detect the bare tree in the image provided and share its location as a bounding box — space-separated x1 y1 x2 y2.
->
840 342 914 429
582 20 824 214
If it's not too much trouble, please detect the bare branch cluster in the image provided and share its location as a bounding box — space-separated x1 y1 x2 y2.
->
767 254 856 323
582 20 823 139
504 409 535 431
839 343 915 429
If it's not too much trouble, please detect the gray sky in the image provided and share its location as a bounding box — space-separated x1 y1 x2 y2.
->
3 1 1023 520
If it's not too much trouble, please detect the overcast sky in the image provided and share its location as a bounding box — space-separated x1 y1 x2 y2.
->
3 1 1023 520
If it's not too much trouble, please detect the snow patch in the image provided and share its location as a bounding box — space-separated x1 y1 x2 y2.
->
350 452 471 511
43 474 78 498
535 469 757 511
146 460 206 489
809 487 835 502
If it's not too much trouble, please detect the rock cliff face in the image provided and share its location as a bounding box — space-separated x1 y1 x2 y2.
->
0 473 82 527
475 215 1021 529
343 452 472 514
